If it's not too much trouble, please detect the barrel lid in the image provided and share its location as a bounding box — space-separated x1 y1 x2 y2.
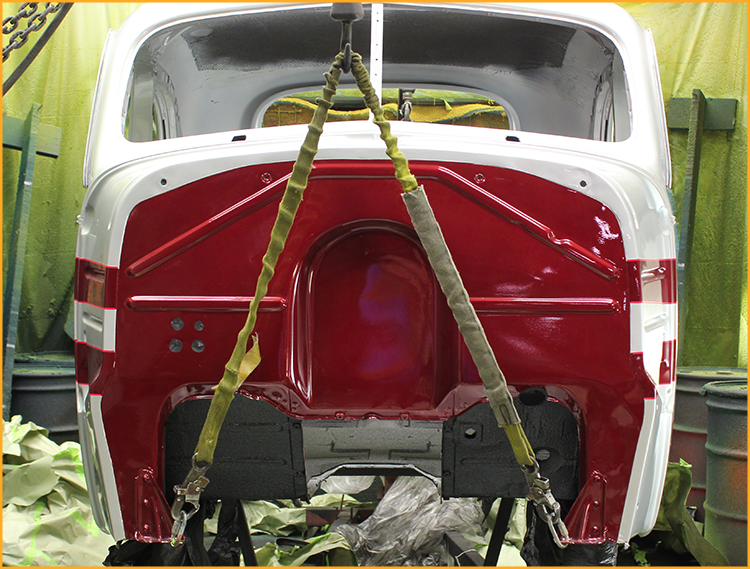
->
13 352 75 375
678 367 747 380
701 379 748 398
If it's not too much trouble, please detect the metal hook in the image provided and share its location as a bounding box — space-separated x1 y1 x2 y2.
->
521 457 570 548
169 453 210 546
330 3 363 74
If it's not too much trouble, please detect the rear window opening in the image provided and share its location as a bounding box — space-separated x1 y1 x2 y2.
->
261 88 510 130
124 5 630 143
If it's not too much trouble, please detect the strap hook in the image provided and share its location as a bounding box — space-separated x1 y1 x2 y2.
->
330 3 364 73
169 453 210 546
521 458 570 549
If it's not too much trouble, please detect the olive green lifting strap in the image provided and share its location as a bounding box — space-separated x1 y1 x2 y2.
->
187 51 535 478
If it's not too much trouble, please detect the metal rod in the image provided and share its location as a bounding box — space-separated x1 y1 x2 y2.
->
370 3 384 104
676 89 706 364
3 104 42 419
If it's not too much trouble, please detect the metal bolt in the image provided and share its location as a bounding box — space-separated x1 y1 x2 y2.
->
194 320 204 331
169 339 183 353
172 318 184 331
261 172 273 184
192 340 205 353
160 178 168 186
474 173 486 184
536 449 551 461
580 180 588 188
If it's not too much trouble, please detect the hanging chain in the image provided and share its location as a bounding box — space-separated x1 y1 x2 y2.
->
3 3 63 61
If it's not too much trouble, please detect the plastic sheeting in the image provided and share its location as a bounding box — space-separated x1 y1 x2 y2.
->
254 533 357 567
2 416 115 566
336 476 485 566
1 3 745 365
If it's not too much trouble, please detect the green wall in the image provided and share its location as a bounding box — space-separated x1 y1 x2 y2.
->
3 3 747 367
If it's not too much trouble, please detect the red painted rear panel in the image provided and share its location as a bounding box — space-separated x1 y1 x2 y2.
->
90 160 659 543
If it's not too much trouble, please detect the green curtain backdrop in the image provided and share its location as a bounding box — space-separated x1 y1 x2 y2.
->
2 3 747 367
3 3 141 352
624 2 747 368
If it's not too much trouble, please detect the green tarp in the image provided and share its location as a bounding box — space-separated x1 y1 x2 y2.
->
2 3 746 362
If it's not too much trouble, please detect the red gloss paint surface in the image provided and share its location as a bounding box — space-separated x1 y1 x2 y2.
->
78 160 675 543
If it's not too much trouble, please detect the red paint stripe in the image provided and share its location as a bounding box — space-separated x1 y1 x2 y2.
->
75 339 115 354
630 352 657 398
75 258 118 308
126 295 287 312
75 341 116 393
660 339 676 384
74 341 89 385
627 259 677 304
471 297 621 314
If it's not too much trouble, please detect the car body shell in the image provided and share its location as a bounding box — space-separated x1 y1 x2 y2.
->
75 2 676 550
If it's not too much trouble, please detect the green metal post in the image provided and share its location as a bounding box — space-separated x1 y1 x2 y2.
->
667 90 737 365
676 89 705 365
3 103 42 419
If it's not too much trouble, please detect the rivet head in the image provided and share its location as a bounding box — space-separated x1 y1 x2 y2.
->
474 173 486 184
192 340 205 353
171 318 184 331
580 180 588 188
169 339 183 353
261 172 273 184
335 411 346 420
194 320 204 331
536 449 551 461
